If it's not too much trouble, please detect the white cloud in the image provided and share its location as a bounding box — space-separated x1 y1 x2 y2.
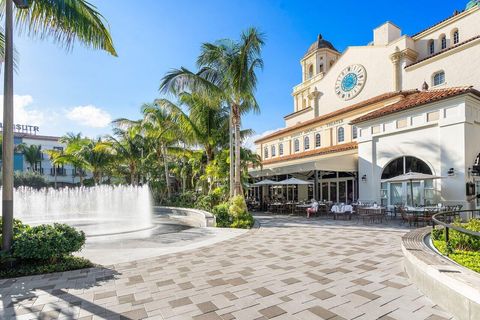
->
66 105 112 128
0 94 46 125
243 127 283 151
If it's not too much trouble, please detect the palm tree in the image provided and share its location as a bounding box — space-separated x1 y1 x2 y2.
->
159 28 264 198
0 0 117 58
141 103 184 198
104 125 145 186
59 132 90 185
156 93 229 163
77 138 113 185
1 0 117 252
45 148 66 188
17 143 42 172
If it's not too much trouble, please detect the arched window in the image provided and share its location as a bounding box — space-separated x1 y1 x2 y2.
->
308 65 314 79
337 127 345 143
352 126 358 139
381 156 432 180
315 133 321 148
428 40 435 55
271 145 276 157
433 71 445 86
381 156 433 206
264 147 269 159
440 35 447 49
319 64 324 73
294 139 300 152
453 29 459 44
279 143 283 156
304 136 310 150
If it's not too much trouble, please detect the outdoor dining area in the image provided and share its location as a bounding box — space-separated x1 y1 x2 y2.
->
247 171 465 227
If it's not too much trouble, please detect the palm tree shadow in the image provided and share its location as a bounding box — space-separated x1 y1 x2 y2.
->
0 266 124 320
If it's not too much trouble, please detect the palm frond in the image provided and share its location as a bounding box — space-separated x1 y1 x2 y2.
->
10 0 117 56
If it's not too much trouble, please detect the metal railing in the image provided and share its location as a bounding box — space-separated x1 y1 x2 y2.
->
432 210 480 242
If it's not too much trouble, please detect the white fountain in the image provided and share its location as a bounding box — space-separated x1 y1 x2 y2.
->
1 185 154 236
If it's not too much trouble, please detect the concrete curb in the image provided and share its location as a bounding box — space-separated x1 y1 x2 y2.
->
401 228 480 320
154 206 216 228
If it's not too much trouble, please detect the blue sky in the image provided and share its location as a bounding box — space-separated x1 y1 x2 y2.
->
4 0 463 142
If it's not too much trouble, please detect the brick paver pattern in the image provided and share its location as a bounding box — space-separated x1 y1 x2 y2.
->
0 215 453 320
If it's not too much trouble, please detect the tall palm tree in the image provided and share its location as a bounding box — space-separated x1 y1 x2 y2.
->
2 0 117 252
59 132 90 185
104 125 145 186
0 0 117 58
17 143 42 172
156 93 229 163
159 28 264 198
141 103 184 198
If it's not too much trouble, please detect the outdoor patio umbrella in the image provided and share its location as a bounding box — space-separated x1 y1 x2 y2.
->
381 171 444 206
253 179 277 186
276 177 313 203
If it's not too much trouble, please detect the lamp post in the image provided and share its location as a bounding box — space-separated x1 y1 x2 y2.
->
2 0 30 253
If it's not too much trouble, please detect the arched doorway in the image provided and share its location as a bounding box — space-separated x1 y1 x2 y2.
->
380 156 436 206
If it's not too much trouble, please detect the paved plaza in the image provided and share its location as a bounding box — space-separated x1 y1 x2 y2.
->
0 215 453 320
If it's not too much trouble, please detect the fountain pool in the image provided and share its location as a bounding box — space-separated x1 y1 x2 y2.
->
2 185 155 236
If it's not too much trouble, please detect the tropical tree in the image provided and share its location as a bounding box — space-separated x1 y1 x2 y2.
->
76 137 113 185
156 93 229 163
159 28 264 198
17 143 42 172
0 0 117 59
59 132 90 185
104 125 145 186
141 103 185 198
44 148 66 188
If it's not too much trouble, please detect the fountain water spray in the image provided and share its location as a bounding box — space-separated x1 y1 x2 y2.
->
0 185 153 236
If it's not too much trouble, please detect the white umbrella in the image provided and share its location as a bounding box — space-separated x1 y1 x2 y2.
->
253 179 277 186
276 177 313 185
382 171 444 206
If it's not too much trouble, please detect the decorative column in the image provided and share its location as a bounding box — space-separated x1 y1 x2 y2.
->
308 89 322 117
390 48 402 92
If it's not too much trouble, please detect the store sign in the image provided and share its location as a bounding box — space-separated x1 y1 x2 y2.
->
0 122 40 134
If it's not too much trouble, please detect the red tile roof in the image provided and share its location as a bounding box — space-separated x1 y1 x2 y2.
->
255 91 418 144
406 35 480 69
261 142 358 166
351 87 480 124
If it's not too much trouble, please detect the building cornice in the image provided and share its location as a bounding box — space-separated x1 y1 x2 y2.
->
405 35 480 69
411 6 478 40
284 107 313 120
261 142 358 166
255 91 416 144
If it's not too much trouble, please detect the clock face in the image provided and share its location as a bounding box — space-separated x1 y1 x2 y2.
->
335 64 367 101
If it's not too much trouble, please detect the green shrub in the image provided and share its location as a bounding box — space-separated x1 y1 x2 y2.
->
0 256 93 279
230 210 254 229
13 223 85 262
434 240 480 273
212 203 231 227
431 219 480 251
1 171 49 189
195 193 220 212
0 218 30 250
229 195 247 217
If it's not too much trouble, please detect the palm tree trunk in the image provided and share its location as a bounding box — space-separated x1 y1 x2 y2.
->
229 111 235 198
54 168 57 189
233 105 243 197
162 144 172 198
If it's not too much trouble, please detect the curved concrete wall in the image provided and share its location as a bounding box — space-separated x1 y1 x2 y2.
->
154 206 216 228
402 228 480 320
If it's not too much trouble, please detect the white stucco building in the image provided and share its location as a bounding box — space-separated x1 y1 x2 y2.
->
250 1 480 208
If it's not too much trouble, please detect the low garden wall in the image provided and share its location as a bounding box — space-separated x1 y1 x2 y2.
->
401 228 480 320
153 206 216 228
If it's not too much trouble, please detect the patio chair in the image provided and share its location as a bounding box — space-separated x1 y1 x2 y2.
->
399 207 417 227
